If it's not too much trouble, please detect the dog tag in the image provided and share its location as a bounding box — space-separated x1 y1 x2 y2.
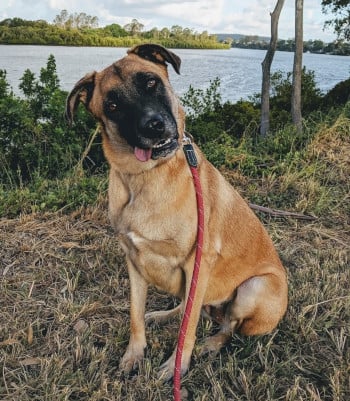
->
183 143 198 168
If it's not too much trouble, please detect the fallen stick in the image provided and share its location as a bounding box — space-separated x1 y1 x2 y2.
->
249 203 317 221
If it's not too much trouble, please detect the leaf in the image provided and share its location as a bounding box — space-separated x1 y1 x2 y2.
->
20 357 41 366
0 338 20 346
73 319 89 334
27 324 34 345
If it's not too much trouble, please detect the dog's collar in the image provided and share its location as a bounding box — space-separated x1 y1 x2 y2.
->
182 131 194 144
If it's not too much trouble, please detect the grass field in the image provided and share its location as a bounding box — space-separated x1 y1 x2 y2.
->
1 111 349 400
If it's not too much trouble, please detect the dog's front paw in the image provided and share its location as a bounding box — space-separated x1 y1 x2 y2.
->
158 351 190 382
119 344 145 373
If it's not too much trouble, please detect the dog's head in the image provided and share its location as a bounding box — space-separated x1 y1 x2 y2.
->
66 44 184 166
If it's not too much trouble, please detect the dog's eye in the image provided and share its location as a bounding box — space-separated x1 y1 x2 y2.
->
146 79 156 89
108 102 117 111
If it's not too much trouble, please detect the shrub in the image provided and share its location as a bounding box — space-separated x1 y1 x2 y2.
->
269 68 323 120
181 79 260 144
181 77 222 119
218 100 260 138
322 78 350 109
0 56 103 187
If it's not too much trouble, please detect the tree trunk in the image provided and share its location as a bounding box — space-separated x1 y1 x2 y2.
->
260 0 285 137
291 0 304 132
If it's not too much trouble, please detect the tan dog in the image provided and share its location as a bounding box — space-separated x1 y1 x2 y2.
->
66 44 288 380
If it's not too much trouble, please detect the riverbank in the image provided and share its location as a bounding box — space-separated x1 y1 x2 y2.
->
0 18 229 49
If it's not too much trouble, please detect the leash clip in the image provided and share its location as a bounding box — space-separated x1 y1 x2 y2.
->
182 132 192 145
183 133 198 168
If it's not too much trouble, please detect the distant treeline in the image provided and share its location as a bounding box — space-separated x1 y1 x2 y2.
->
0 14 229 49
226 35 350 56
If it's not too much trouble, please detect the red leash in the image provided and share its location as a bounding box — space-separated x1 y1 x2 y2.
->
173 138 204 401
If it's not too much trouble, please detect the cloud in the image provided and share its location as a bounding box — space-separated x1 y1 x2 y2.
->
156 0 225 30
214 0 334 41
94 0 226 32
212 0 277 36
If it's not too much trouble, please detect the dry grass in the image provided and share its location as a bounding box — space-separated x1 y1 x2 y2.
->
1 116 349 400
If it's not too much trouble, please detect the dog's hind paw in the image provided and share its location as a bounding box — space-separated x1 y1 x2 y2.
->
198 332 231 356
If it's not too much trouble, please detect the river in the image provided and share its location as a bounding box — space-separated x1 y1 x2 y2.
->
0 45 349 103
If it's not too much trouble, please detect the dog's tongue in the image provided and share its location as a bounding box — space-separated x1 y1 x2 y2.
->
134 147 152 162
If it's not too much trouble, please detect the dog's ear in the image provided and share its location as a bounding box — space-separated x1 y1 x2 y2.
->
65 71 96 124
128 44 181 75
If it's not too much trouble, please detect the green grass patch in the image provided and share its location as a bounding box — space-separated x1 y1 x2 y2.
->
0 172 107 218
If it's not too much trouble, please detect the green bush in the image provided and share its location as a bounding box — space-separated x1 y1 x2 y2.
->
322 78 350 109
270 67 323 115
0 56 103 187
219 100 260 138
181 79 260 145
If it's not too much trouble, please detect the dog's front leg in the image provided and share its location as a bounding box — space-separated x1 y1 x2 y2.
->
158 260 210 381
120 258 148 373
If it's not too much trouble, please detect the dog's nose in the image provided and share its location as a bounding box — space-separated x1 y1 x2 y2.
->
139 113 165 138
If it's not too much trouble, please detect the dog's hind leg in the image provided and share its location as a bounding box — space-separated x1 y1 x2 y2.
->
200 268 287 355
227 270 287 337
145 303 182 325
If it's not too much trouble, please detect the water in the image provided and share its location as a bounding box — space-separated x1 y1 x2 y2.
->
0 45 349 103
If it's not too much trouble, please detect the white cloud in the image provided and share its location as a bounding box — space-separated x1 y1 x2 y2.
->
212 0 276 36
157 0 225 30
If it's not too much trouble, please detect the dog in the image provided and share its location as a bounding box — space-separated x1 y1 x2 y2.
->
66 44 288 380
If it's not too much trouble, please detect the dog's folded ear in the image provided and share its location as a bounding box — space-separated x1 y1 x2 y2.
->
128 44 181 75
65 71 96 124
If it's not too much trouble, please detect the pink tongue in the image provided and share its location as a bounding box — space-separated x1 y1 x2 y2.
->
134 147 152 162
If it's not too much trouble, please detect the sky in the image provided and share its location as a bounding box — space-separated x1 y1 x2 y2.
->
0 0 339 42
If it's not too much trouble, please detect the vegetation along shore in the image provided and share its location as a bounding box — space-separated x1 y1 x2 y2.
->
0 13 229 49
0 10 349 54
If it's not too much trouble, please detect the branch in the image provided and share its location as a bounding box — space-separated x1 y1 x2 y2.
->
249 203 317 221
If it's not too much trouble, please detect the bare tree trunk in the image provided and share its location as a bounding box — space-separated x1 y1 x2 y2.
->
291 0 303 132
260 0 285 137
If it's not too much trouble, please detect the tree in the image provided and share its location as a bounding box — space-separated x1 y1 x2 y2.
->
160 27 170 39
291 0 303 132
103 23 127 37
171 25 183 37
321 0 350 40
53 10 99 30
148 27 160 40
260 0 285 136
53 10 69 28
124 19 144 36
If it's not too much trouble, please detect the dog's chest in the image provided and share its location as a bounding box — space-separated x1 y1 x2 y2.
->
117 228 186 295
108 168 195 292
